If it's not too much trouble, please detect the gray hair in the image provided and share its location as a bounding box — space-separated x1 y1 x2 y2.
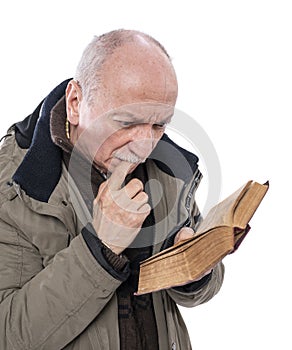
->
74 29 170 104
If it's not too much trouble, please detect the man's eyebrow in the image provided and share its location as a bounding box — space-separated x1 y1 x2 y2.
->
111 112 136 120
111 112 173 124
161 115 173 123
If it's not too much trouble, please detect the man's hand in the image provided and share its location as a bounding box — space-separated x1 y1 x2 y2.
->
92 161 151 255
174 227 195 244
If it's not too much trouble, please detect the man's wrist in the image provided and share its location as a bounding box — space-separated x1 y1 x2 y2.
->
81 223 130 281
99 239 124 255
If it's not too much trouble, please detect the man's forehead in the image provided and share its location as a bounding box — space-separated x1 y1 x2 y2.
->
111 102 174 118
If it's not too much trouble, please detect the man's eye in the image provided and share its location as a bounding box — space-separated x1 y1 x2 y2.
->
119 121 133 127
154 123 166 129
117 121 166 128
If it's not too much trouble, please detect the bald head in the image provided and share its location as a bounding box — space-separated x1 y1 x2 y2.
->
95 39 178 112
74 29 177 105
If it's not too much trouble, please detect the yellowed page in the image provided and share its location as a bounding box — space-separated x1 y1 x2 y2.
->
196 181 252 234
233 181 269 228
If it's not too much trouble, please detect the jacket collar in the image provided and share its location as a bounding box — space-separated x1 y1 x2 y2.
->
12 79 71 202
12 80 199 203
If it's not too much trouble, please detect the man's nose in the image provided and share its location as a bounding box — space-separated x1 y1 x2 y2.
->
129 124 156 159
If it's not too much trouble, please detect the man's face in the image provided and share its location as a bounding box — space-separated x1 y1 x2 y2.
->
76 101 175 174
68 40 178 174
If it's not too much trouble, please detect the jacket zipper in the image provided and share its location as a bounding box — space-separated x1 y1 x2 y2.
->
159 169 202 252
178 168 202 226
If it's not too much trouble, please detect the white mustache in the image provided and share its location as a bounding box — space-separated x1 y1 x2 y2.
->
113 151 144 164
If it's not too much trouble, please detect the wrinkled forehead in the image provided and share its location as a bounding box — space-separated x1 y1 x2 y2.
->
105 102 175 122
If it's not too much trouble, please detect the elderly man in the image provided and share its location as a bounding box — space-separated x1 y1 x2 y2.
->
0 30 224 350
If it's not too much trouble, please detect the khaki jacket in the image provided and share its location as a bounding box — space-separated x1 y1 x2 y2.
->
0 129 224 350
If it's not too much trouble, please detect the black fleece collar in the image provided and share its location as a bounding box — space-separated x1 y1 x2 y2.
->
13 79 71 202
12 80 199 203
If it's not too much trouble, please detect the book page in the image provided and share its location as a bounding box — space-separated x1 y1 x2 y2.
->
196 181 252 234
233 181 269 228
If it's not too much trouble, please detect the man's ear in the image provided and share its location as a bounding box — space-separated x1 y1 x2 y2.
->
66 80 83 125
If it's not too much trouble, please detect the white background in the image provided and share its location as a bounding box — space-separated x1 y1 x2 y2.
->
0 1 291 349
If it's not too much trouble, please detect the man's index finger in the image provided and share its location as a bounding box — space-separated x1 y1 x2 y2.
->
107 161 133 191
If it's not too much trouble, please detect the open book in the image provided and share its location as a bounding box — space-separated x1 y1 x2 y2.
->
136 180 269 295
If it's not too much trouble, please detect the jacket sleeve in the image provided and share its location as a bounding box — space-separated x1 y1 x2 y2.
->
0 212 122 350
